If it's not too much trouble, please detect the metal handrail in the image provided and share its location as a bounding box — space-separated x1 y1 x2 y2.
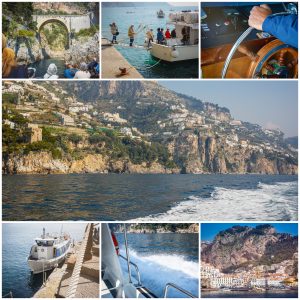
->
163 283 197 298
119 254 142 286
3 291 13 298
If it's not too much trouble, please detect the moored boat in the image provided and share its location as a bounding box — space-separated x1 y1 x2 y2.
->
27 228 71 274
149 11 199 62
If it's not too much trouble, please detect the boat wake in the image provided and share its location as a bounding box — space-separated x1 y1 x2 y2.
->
132 181 298 221
119 249 199 297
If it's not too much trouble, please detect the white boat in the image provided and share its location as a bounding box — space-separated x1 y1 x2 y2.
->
101 224 196 298
149 11 199 62
157 9 165 18
27 228 71 274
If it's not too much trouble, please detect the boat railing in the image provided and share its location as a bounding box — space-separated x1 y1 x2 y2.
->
163 283 197 298
119 254 142 286
2 291 13 298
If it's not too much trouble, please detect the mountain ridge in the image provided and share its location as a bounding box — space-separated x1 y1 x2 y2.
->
201 224 298 275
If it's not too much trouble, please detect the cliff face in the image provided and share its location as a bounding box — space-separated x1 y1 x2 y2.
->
114 223 199 234
174 131 298 174
201 225 298 274
3 152 179 175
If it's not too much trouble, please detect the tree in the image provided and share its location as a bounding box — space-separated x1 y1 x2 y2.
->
68 133 82 145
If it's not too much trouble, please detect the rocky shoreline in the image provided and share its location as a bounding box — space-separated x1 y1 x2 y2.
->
3 151 298 175
115 224 199 234
9 33 99 67
2 152 180 175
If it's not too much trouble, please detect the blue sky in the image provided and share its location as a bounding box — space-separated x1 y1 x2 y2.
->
201 223 298 241
160 81 298 137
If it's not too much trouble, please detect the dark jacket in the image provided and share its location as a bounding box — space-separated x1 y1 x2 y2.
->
262 14 298 48
4 65 29 78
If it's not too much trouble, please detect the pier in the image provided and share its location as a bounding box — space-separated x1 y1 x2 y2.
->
101 38 143 79
33 223 99 298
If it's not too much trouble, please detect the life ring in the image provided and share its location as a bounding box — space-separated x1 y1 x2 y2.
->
111 231 120 255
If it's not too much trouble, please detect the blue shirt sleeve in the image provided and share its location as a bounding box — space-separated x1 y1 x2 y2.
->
262 14 298 48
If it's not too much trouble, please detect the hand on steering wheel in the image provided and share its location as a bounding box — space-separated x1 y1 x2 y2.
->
248 4 272 30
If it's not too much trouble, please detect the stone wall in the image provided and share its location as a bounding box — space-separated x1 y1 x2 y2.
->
33 14 91 33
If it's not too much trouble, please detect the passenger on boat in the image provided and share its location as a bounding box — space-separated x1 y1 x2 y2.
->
157 28 164 44
110 22 119 44
44 63 59 79
248 4 298 48
171 28 176 38
74 62 91 79
165 28 171 39
146 29 154 47
181 26 189 45
2 47 30 78
128 25 135 47
64 63 78 79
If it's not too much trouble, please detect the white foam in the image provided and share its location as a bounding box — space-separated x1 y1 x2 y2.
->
133 181 298 221
119 249 199 297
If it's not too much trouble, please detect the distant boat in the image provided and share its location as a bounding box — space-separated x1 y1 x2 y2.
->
157 9 165 18
27 228 71 274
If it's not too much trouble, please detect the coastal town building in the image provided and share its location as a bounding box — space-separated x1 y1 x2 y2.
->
201 262 295 290
24 124 43 143
57 113 75 126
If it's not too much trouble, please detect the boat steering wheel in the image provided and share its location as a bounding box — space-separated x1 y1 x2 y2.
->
221 10 298 78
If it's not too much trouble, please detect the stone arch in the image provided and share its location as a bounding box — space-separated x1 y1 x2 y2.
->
38 19 70 49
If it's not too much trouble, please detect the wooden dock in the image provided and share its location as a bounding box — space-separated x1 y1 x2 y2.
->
101 38 143 79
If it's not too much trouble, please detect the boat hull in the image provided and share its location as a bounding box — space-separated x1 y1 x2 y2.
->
27 247 70 274
150 43 199 62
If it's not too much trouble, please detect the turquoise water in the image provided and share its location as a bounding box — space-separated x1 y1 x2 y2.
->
102 3 199 78
2 223 86 298
115 232 199 297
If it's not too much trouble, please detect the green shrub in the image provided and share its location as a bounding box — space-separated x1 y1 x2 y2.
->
18 29 35 37
23 141 62 159
68 133 82 144
75 25 99 38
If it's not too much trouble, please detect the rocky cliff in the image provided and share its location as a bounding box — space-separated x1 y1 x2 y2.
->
201 225 298 275
64 33 99 65
3 152 179 175
112 223 199 234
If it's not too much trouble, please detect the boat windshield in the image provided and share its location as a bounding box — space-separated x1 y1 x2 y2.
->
35 239 54 246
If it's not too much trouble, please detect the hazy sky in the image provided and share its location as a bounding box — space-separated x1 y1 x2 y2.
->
201 223 298 241
160 81 298 137
3 223 87 241
169 2 198 6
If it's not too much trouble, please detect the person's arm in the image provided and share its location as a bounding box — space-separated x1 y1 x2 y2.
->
262 14 298 48
249 4 298 48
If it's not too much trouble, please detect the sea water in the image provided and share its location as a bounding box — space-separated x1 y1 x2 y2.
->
202 290 298 298
29 58 65 78
102 3 199 78
116 232 199 298
2 223 86 298
2 174 297 221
